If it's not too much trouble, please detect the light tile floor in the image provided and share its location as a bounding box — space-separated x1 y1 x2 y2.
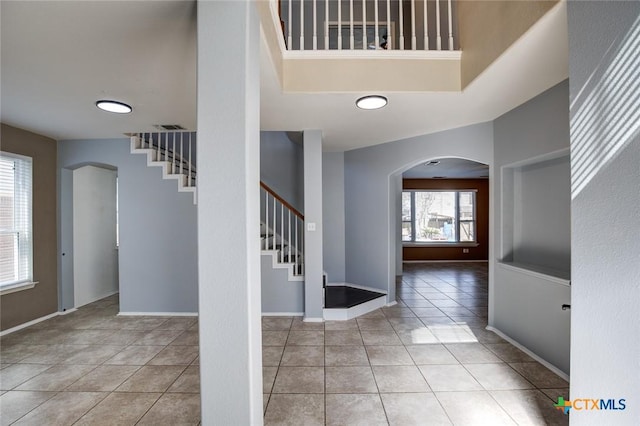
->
262 263 570 425
0 296 200 425
0 263 570 425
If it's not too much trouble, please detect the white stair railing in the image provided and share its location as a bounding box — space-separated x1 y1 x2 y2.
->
134 131 197 188
132 133 304 275
261 182 304 277
279 0 457 51
130 131 197 204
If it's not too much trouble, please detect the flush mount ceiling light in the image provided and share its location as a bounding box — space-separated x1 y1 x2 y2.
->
356 95 388 110
96 100 132 114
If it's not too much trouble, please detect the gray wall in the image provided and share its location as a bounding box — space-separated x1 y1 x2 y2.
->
197 2 263 422
58 138 198 313
303 130 324 320
322 151 346 282
394 174 403 276
260 131 303 211
343 122 493 301
261 254 304 314
492 80 571 374
511 155 570 272
568 2 640 424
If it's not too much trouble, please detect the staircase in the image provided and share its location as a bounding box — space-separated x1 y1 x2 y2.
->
130 131 304 284
260 182 305 282
130 132 197 204
130 131 384 318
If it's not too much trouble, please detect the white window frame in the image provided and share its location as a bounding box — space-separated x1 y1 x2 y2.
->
402 189 478 245
0 151 36 295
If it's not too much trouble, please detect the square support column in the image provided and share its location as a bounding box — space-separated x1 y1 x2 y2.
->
303 130 324 320
197 1 262 424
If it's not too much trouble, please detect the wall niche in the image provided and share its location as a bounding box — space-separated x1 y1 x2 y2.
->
500 149 571 281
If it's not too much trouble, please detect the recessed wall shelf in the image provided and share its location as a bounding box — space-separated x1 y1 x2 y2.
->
500 148 571 280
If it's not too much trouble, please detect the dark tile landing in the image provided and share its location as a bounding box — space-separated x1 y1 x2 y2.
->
324 286 385 309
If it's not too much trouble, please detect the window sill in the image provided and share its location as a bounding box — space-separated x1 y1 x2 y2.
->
403 242 479 248
0 281 39 296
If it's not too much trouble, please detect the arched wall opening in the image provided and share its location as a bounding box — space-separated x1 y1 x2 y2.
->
392 157 490 268
59 162 119 312
389 156 491 301
57 137 198 314
343 122 494 309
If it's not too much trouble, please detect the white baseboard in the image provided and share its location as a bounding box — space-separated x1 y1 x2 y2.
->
74 290 120 309
59 308 78 315
303 317 324 322
0 311 59 336
262 312 304 317
118 312 198 317
485 325 570 382
323 295 387 321
385 301 398 307
326 282 388 295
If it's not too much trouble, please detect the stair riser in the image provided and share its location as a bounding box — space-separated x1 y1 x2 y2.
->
130 136 197 205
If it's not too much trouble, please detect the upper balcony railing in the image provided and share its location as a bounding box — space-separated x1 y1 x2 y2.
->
279 0 458 52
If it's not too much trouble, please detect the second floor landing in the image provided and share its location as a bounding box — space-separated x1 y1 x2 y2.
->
259 0 569 150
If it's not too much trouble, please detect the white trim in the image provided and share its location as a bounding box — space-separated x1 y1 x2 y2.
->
323 295 387 321
261 250 305 282
0 281 38 296
267 0 289 53
74 290 120 309
501 147 570 170
403 260 488 264
283 49 461 60
497 261 570 286
326 282 388 294
0 150 32 162
118 312 198 317
130 136 197 205
262 312 304 317
486 325 570 382
385 301 398 307
0 311 58 336
303 317 324 322
59 308 78 315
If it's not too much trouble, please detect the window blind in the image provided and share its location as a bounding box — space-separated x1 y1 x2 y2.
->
0 152 32 286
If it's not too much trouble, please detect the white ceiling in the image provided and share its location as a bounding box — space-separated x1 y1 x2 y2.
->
0 1 568 152
1 1 197 141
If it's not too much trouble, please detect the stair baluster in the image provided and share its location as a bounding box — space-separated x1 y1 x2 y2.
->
260 182 304 278
130 131 197 204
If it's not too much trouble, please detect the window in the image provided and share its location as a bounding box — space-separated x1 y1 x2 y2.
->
328 22 396 49
402 190 476 243
0 152 33 287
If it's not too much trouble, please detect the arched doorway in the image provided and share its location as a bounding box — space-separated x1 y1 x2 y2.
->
60 163 119 311
394 157 489 267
